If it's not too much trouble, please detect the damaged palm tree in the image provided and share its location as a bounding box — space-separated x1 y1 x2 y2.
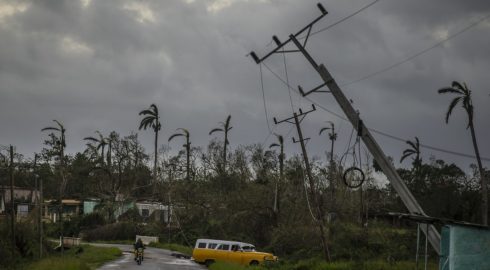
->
169 128 192 181
41 120 67 255
438 81 487 225
209 115 232 174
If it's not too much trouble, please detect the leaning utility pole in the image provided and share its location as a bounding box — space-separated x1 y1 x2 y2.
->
273 104 331 262
250 3 441 254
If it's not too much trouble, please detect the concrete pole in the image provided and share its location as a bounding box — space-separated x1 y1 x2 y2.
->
9 145 15 256
293 113 331 262
39 175 43 258
289 34 441 254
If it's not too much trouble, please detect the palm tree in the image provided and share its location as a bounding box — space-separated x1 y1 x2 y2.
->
83 131 107 165
209 115 232 173
169 128 191 181
400 137 423 192
269 134 284 216
438 81 487 225
41 120 66 254
139 104 162 185
400 136 421 168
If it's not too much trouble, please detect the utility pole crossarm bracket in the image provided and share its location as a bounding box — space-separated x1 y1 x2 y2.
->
299 83 330 97
249 3 328 64
292 137 310 144
273 104 316 125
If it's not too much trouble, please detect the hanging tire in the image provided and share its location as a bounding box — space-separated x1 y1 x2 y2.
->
343 167 365 188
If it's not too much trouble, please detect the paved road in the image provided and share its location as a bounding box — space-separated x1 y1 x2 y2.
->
93 243 206 270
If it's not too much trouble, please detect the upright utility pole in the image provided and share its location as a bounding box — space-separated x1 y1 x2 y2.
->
39 174 43 258
9 145 15 255
34 154 43 258
273 105 331 262
250 3 441 254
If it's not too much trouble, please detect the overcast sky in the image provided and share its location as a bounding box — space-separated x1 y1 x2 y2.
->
1 0 489 172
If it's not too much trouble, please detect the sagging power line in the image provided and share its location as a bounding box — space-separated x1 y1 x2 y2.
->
340 13 490 87
261 60 490 162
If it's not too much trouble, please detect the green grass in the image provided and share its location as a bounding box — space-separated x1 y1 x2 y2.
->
208 259 438 270
147 242 193 256
24 245 122 270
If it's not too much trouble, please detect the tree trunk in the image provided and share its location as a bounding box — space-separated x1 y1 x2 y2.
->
274 146 283 215
154 128 158 185
186 138 191 181
107 141 112 167
469 122 487 225
59 143 65 255
223 131 227 173
101 145 105 166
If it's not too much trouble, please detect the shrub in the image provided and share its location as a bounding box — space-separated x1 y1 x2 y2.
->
79 213 106 230
82 222 140 242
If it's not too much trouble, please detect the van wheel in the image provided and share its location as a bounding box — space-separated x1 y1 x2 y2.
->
205 260 215 267
249 260 259 266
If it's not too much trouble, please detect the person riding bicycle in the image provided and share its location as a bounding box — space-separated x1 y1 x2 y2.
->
133 238 145 261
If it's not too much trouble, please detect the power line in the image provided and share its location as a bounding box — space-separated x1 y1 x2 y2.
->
368 128 490 162
282 48 295 113
340 13 490 87
254 0 380 142
253 0 381 54
261 62 490 162
309 0 381 37
259 63 272 132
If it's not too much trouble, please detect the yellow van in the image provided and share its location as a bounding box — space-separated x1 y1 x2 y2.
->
192 238 278 266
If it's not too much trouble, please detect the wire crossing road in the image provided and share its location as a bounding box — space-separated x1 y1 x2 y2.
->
94 244 205 270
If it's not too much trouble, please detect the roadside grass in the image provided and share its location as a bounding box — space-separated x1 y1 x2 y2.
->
208 259 438 270
24 245 122 270
147 242 193 256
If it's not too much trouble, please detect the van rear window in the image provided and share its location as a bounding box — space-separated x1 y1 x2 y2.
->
198 243 206 248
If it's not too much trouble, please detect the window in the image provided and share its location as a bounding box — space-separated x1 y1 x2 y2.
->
198 243 206 248
217 244 230 250
208 243 217 249
17 204 29 217
141 209 149 217
242 246 255 251
231 245 240 251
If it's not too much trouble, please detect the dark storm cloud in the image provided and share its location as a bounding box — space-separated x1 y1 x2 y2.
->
0 0 489 172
